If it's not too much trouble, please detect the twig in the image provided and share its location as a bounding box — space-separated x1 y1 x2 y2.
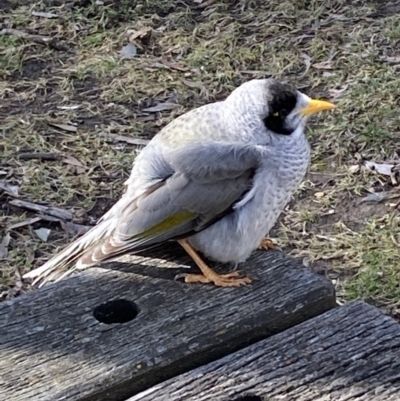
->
0 28 66 51
8 217 43 231
17 153 61 161
98 132 150 146
194 0 219 8
31 11 58 19
9 200 74 221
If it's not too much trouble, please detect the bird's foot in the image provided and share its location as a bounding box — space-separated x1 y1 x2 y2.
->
177 238 252 287
257 237 277 250
175 271 251 287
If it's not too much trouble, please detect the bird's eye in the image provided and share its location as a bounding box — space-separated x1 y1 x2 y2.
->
272 109 289 119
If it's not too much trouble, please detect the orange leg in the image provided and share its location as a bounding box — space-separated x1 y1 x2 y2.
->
257 237 277 251
176 239 252 287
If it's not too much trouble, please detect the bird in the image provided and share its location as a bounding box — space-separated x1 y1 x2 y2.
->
23 78 335 288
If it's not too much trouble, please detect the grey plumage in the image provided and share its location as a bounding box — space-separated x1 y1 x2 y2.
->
24 79 334 286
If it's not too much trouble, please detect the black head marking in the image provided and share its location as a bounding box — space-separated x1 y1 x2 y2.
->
263 81 298 135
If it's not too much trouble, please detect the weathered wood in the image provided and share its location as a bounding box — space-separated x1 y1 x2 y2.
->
130 301 400 401
0 248 335 401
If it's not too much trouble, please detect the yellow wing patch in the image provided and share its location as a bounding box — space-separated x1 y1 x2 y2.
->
138 210 197 239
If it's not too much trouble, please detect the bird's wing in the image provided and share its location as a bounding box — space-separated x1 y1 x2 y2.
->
77 142 268 266
25 141 269 284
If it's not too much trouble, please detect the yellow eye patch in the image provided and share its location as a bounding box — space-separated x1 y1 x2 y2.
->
273 112 279 117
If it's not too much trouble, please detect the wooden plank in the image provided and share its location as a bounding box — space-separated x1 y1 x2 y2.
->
129 301 400 401
0 248 335 401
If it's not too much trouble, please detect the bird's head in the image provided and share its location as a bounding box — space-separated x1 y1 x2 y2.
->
227 78 335 139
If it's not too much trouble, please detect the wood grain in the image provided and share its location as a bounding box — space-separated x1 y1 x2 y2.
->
0 249 335 401
130 301 400 401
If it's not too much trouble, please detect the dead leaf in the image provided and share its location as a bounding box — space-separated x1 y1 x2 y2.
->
47 122 78 132
379 55 400 64
142 102 180 112
348 165 360 174
364 161 395 176
120 43 137 58
182 79 203 89
14 268 23 292
62 154 87 174
0 233 11 260
0 181 19 197
62 156 85 167
363 160 400 185
34 227 51 242
127 27 152 42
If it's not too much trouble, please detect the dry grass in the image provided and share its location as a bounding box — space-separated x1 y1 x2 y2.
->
1 0 400 316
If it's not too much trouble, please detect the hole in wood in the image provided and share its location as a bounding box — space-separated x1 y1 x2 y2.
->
93 299 139 324
230 396 263 401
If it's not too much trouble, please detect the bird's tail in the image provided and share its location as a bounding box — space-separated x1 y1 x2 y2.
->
22 219 113 287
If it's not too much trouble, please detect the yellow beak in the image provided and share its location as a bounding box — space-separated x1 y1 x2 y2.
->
299 99 336 116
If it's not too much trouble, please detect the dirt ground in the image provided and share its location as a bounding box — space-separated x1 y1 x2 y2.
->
1 0 400 315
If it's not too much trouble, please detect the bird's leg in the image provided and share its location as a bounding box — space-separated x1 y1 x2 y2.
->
257 237 277 250
176 239 252 287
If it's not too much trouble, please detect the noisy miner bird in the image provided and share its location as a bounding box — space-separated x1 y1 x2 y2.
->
24 79 335 287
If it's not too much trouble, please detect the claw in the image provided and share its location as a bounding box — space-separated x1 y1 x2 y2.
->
175 271 252 287
257 237 277 250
